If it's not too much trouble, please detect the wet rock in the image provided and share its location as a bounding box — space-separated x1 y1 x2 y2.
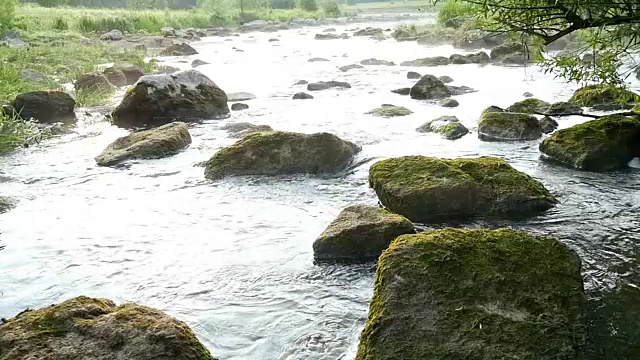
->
500 52 533 65
507 98 550 114
452 29 506 50
95 122 192 166
360 58 395 66
368 156 557 222
222 122 256 133
391 28 418 41
0 196 16 214
406 71 421 79
339 64 363 72
12 91 76 124
74 73 115 91
161 26 176 37
307 81 351 91
447 85 477 97
391 88 410 95
20 69 47 83
159 43 198 56
314 33 342 40
366 104 413 117
356 228 586 360
540 115 640 171
353 28 383 36
439 98 459 108
312 204 415 262
569 84 638 110
540 116 559 134
0 296 217 360
268 38 279 42
490 42 527 61
323 28 336 32
102 67 127 87
229 125 274 138
410 75 451 100
449 51 491 64
112 70 229 129
191 59 209 68
371 32 386 41
294 80 309 85
231 103 249 111
227 92 256 102
523 92 534 98
99 29 123 41
545 102 583 116
232 47 244 52
309 57 330 62
437 75 453 83
478 107 542 141
204 131 361 179
0 30 26 48
155 66 180 75
416 115 468 140
293 92 314 100
400 56 450 67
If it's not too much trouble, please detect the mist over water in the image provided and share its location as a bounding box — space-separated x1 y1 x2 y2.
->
1 16 639 359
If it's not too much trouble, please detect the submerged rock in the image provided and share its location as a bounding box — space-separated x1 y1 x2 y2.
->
546 102 583 115
540 116 559 134
307 81 351 91
0 196 16 214
356 228 586 360
191 59 209 68
222 122 256 133
95 122 191 166
293 92 314 99
353 28 383 36
569 84 638 110
231 103 249 111
204 131 361 179
159 43 198 56
447 85 476 95
416 115 468 140
366 104 413 117
312 204 415 262
391 88 410 95
112 70 229 129
478 107 542 141
294 80 309 85
227 92 256 102
229 125 274 138
0 296 217 360
309 57 330 62
314 33 342 40
406 71 421 79
99 29 123 41
361 58 395 66
539 115 640 171
75 73 115 91
368 156 556 222
410 75 451 100
506 98 550 114
439 98 459 108
339 64 364 72
12 91 76 124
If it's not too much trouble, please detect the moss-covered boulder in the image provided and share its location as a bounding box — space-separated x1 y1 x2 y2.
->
540 116 559 134
391 88 410 95
12 91 76 124
438 75 453 83
159 42 198 56
545 102 583 116
0 296 217 360
506 98 550 114
204 131 361 179
449 51 491 64
400 56 450 67
568 85 638 110
368 156 556 222
356 228 587 360
95 122 191 166
417 115 469 140
539 115 640 171
366 104 413 117
410 75 451 100
229 125 274 138
112 70 229 129
490 42 527 61
312 204 415 262
478 107 542 141
438 98 459 108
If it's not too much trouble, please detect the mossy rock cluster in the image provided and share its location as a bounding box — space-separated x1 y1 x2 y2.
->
368 156 557 222
366 104 413 117
0 296 217 360
112 70 229 129
312 204 415 262
204 131 361 179
95 122 192 166
356 228 587 360
478 107 542 141
539 115 640 171
569 85 639 110
416 116 469 140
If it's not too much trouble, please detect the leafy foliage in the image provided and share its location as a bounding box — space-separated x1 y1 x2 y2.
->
0 0 19 30
299 0 318 12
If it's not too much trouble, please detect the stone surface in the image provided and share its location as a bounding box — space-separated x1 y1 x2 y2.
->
229 125 274 138
416 115 468 140
366 104 413 117
99 29 123 41
0 196 16 214
540 116 559 134
406 71 421 79
102 67 127 87
231 103 249 111
438 75 453 83
339 64 364 72
307 81 351 91
159 43 198 56
191 59 209 68
309 57 330 62
478 107 542 141
74 73 115 91
569 85 638 110
226 92 256 102
439 98 459 108
506 98 550 114
410 75 451 100
12 91 76 124
356 228 586 360
312 204 415 261
361 58 395 66
400 56 450 67
293 92 314 99
545 102 583 116
391 88 410 95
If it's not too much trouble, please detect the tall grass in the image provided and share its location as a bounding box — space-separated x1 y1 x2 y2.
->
437 0 478 26
0 114 41 154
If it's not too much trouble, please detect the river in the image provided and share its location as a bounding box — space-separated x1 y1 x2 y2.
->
1 14 639 359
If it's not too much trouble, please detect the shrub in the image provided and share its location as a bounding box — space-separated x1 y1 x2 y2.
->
53 18 69 31
437 0 477 27
320 0 339 17
299 0 318 12
0 0 19 31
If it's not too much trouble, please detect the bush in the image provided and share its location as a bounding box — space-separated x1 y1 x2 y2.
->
437 0 477 27
37 0 69 8
0 0 18 31
320 0 340 17
299 0 318 12
53 18 69 31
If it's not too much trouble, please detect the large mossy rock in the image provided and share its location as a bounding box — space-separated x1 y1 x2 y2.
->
368 156 556 222
545 101 583 116
409 75 451 100
204 131 361 179
506 98 550 114
312 204 414 262
539 115 640 171
0 296 217 360
12 91 76 124
366 104 413 117
416 115 469 140
568 84 638 110
112 70 229 129
95 122 192 166
478 107 542 141
356 228 587 360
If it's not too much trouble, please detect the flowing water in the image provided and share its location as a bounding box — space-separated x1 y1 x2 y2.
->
1 14 639 359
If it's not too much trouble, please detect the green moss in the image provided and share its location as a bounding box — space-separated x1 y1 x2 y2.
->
505 98 550 114
478 110 542 141
438 122 469 140
539 115 640 171
356 228 587 360
368 156 556 222
568 84 639 108
366 105 413 117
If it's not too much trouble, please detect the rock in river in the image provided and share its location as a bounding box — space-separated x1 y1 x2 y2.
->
293 92 314 99
438 75 453 83
95 122 192 166
391 88 410 95
569 84 638 110
410 75 451 100
107 64 144 85
112 70 229 129
506 98 550 114
102 67 127 87
539 115 640 172
400 56 450 67
191 59 209 68
546 101 583 116
229 125 274 138
416 115 468 140
231 103 249 111
360 58 395 66
75 73 115 91
99 29 123 41
0 296 217 360
314 33 342 40
159 42 198 56
406 71 421 79
478 107 542 141
339 64 364 72
0 196 16 214
540 116 559 134
368 156 557 222
312 204 415 262
366 104 413 117
438 98 459 107
204 131 360 179
227 92 256 102
307 81 351 91
12 91 76 124
356 228 586 360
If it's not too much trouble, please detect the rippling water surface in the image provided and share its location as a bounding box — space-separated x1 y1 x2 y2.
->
1 15 639 359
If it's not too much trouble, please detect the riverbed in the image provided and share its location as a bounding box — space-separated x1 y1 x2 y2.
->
1 15 639 359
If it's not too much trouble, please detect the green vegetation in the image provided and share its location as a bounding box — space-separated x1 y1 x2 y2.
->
436 0 476 26
0 113 42 154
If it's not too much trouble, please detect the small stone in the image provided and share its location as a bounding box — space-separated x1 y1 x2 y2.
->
439 98 459 107
407 71 421 79
231 103 249 111
293 92 314 99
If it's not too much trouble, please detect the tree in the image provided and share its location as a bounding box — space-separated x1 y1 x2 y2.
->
0 0 19 31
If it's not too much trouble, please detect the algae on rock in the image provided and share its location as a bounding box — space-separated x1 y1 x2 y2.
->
356 228 587 360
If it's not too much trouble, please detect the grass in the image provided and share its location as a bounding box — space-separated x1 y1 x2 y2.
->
0 113 43 154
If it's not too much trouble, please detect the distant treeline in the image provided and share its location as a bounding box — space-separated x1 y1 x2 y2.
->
20 0 199 9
